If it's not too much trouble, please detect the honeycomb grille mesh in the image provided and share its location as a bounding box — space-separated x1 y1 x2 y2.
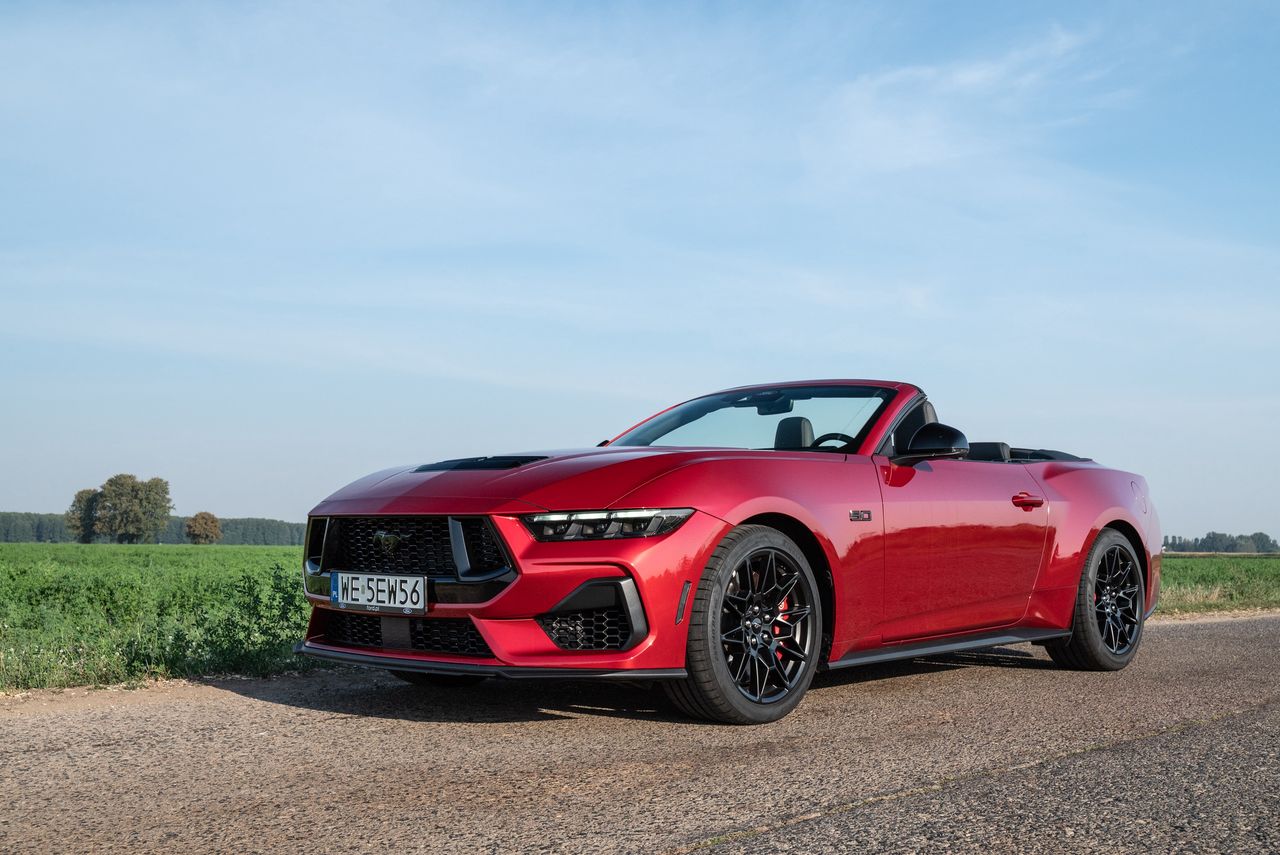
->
327 516 508 578
537 607 632 651
321 612 493 658
409 618 493 657
331 516 453 575
325 611 383 648
459 518 505 574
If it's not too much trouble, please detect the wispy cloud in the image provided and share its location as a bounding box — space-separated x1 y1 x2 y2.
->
802 27 1107 177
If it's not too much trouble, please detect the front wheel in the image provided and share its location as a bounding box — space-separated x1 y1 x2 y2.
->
664 525 823 724
1045 529 1146 671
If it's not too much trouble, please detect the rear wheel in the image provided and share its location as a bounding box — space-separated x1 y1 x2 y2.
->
664 525 822 724
390 671 487 688
1046 529 1145 670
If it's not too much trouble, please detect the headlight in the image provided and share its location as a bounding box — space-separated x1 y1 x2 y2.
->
522 508 694 542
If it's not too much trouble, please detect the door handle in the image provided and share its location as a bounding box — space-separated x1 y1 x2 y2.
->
1012 492 1045 510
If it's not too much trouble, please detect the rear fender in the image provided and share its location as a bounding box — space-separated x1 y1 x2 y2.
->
1022 463 1159 627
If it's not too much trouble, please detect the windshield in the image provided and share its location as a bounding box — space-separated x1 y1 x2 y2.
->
614 385 893 452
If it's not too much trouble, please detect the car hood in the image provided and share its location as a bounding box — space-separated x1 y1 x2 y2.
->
309 447 746 516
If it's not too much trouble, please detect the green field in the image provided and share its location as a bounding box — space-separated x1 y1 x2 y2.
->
1 544 1277 691
0 543 308 690
1159 554 1280 613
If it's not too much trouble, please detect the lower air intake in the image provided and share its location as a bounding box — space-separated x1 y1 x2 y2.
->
325 611 383 648
409 617 493 657
321 611 493 658
537 607 633 651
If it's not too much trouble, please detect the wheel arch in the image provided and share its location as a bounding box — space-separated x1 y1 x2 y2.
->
1099 519 1153 615
1042 521 1149 670
1101 520 1147 581
739 512 836 665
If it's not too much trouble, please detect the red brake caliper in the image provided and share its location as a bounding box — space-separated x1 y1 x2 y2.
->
775 596 786 660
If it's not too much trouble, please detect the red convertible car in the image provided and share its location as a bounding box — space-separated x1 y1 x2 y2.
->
297 380 1160 723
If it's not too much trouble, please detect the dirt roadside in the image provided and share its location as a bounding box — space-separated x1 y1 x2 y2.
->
2 613 1277 853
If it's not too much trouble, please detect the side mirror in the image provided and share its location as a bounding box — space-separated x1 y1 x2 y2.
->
892 422 969 466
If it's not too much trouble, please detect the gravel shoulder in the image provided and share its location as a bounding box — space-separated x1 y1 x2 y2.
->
3 614 1277 853
1147 606 1280 622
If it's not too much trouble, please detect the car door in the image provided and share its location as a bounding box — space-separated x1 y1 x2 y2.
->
874 455 1049 641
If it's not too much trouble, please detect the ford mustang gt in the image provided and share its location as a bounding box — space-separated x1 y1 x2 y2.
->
296 380 1160 723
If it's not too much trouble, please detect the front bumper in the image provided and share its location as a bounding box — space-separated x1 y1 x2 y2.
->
297 508 729 675
293 642 687 681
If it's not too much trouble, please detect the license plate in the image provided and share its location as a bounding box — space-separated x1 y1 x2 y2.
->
331 573 427 615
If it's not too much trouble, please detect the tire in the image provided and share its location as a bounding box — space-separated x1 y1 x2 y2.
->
389 670 487 688
1045 529 1146 671
664 525 823 724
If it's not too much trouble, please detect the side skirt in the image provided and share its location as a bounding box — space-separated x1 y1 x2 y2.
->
826 628 1070 670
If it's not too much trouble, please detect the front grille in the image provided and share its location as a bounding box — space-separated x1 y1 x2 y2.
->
537 607 632 651
329 516 453 575
320 611 493 658
325 516 509 578
409 618 492 657
459 518 504 574
325 611 383 648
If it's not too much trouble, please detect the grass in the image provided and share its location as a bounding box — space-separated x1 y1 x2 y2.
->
1 544 1277 691
0 543 311 691
1158 554 1280 614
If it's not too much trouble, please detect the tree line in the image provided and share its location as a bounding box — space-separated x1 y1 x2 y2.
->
1164 532 1279 553
3 470 304 546
60 474 311 545
0 512 306 545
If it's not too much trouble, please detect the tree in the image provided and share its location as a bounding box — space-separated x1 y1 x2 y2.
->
185 512 222 545
138 477 173 542
65 488 101 543
1251 532 1280 553
1233 535 1258 554
1199 531 1234 553
93 474 173 544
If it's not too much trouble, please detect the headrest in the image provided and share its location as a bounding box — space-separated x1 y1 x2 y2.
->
968 442 1012 462
774 416 815 449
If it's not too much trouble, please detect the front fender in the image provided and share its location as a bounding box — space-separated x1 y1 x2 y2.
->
612 454 886 647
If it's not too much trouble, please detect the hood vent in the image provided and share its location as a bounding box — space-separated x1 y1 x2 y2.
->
414 456 547 472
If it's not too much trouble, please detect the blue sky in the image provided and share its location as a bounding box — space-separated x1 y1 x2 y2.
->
1 1 1277 536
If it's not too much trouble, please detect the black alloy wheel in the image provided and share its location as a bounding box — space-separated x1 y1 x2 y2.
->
720 546 818 703
666 525 823 724
1094 544 1142 655
1046 528 1146 671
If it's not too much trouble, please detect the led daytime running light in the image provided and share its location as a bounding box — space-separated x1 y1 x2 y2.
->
522 508 694 542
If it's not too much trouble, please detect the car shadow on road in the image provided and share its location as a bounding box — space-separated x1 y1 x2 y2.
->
810 643 1054 691
205 644 1055 725
204 645 1054 727
204 667 689 725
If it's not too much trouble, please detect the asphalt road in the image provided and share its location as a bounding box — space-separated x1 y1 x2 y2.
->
2 613 1277 854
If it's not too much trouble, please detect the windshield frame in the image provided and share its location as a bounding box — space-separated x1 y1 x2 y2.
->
612 384 895 453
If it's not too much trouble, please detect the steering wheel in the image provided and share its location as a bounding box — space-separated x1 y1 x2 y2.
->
811 432 857 449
